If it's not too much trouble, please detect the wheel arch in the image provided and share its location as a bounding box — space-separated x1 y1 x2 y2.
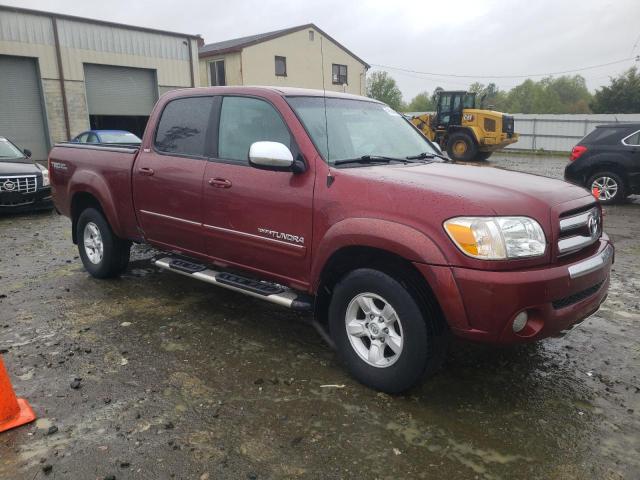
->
311 219 449 333
447 126 480 145
585 159 629 189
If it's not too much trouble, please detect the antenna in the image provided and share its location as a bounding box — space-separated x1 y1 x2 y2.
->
320 34 331 167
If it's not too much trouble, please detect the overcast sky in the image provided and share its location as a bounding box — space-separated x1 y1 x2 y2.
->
6 0 640 99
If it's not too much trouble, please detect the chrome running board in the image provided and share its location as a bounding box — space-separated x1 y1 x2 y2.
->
152 256 313 311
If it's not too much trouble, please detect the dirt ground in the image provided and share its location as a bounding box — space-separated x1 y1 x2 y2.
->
1 153 638 480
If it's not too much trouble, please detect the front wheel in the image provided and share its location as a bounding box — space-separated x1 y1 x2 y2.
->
588 172 626 204
77 208 131 278
329 268 446 393
446 132 477 162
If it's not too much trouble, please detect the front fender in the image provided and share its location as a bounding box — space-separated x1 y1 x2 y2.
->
68 169 123 237
310 217 448 290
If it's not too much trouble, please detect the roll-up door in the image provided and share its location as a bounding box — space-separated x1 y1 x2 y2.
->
0 56 49 160
84 64 157 115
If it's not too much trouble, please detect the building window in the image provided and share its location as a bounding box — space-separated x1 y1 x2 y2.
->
275 56 287 77
209 60 226 86
308 30 314 41
332 64 347 85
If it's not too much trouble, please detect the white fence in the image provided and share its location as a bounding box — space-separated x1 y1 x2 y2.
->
505 114 640 152
406 112 640 153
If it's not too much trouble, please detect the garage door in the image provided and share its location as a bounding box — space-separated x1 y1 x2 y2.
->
0 56 49 160
84 64 157 116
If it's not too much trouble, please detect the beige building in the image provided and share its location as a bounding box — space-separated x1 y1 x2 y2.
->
198 24 369 96
0 5 200 159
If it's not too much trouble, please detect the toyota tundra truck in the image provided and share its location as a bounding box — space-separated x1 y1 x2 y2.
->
49 87 613 393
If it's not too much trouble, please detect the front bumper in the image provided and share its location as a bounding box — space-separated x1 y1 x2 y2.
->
0 186 53 213
415 238 613 344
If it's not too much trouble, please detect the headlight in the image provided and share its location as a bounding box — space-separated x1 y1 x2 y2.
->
444 216 546 260
39 164 50 186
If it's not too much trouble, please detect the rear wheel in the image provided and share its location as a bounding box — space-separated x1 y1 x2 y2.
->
446 132 477 162
588 172 626 204
329 268 446 393
77 208 131 278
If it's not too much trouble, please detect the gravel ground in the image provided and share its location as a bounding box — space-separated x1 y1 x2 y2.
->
0 153 638 479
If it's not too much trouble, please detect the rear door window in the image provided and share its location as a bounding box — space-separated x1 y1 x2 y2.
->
217 96 291 164
155 97 215 157
623 130 640 146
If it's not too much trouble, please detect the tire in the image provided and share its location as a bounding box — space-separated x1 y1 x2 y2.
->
328 268 446 393
76 208 131 278
587 171 627 205
474 151 493 161
446 132 477 162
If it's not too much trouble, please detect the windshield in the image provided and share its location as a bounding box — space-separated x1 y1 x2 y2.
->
99 132 141 144
0 137 26 162
287 97 437 165
463 93 476 109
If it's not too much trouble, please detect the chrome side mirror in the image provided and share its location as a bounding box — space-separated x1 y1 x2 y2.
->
248 141 294 171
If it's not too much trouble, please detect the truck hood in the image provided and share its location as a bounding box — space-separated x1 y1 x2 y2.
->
343 162 591 216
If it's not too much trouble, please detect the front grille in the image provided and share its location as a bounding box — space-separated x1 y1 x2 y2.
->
552 280 604 309
557 205 601 257
0 175 37 193
502 115 514 134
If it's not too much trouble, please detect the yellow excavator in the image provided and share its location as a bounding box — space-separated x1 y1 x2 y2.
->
410 90 518 161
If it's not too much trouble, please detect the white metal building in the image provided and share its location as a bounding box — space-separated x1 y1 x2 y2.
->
0 6 201 159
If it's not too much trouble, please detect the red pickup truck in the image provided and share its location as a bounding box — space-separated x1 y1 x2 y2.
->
49 87 613 393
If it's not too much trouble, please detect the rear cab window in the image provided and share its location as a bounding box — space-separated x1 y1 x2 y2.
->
154 96 216 158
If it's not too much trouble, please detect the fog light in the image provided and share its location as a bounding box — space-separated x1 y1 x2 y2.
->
512 311 528 333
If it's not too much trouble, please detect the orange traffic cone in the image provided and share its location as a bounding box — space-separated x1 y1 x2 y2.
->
0 356 36 433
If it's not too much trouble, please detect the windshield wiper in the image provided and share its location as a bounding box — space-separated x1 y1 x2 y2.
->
333 155 403 166
406 152 450 162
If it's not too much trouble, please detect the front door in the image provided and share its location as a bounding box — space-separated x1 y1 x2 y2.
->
202 95 314 287
133 96 216 255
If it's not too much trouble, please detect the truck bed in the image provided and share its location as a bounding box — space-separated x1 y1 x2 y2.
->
48 143 142 241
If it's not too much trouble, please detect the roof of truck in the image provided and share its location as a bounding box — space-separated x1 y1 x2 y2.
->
180 85 380 103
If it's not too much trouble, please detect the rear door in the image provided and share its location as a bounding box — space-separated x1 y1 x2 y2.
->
622 128 640 191
201 95 314 287
133 96 216 256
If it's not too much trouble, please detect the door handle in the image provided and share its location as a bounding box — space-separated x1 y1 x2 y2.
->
138 167 155 176
208 178 232 188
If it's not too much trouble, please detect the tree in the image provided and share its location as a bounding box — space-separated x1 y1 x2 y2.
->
366 71 404 111
591 67 640 113
406 91 434 112
431 86 443 106
502 75 592 113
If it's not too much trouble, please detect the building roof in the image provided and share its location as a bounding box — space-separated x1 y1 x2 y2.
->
0 4 202 39
199 23 370 68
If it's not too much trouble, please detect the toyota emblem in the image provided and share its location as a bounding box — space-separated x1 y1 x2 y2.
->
3 180 15 191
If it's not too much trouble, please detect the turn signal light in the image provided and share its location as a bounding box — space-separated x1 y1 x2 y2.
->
570 145 587 161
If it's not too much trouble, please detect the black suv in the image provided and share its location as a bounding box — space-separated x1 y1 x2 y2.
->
564 123 640 204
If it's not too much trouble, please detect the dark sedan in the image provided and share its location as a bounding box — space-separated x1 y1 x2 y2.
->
0 136 52 213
